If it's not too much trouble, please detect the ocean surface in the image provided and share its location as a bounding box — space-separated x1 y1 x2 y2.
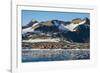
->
22 49 90 62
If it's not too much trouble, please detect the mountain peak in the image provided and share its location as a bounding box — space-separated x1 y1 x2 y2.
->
31 19 37 22
72 18 82 24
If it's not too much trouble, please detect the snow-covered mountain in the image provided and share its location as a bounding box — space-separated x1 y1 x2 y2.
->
65 18 86 31
22 18 90 43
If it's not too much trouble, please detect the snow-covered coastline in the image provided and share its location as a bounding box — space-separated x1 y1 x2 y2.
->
22 38 60 43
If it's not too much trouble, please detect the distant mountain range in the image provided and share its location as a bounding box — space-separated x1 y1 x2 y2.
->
22 18 90 43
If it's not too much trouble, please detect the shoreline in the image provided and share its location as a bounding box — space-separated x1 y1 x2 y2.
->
22 49 90 62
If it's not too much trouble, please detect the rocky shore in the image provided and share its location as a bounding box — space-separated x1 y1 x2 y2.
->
22 42 90 49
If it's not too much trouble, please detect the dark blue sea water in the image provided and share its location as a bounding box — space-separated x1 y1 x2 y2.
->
22 49 90 62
